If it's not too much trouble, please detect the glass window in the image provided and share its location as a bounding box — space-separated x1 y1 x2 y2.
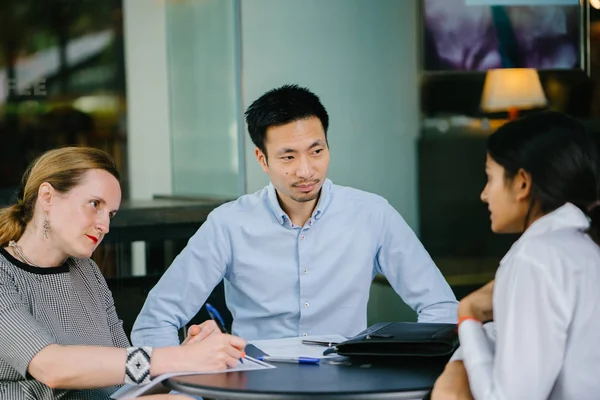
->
0 0 127 278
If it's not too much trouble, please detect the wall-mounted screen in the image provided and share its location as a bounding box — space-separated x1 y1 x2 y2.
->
423 0 583 71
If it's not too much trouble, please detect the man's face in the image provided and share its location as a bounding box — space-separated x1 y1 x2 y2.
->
255 116 330 205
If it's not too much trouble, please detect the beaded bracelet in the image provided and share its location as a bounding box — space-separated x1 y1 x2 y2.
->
124 346 153 385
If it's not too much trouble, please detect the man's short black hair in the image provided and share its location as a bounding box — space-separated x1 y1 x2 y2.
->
244 84 329 158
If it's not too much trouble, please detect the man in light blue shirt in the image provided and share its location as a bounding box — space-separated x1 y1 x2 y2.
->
131 84 458 347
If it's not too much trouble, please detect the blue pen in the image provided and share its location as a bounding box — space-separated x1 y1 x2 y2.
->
257 356 320 365
204 303 243 364
205 303 228 333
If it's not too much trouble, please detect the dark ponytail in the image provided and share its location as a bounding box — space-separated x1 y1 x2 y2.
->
587 202 600 245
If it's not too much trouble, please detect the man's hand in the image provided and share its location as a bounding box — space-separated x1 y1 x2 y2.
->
181 320 222 345
458 279 495 322
431 361 474 400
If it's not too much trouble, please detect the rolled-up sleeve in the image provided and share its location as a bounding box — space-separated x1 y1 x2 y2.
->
449 322 496 362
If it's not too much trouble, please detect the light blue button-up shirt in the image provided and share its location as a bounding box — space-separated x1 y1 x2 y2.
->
131 179 458 347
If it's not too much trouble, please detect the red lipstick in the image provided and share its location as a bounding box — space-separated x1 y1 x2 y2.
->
86 235 98 244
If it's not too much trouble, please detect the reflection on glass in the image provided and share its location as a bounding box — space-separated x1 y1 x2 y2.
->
0 0 126 199
165 0 243 199
0 0 127 277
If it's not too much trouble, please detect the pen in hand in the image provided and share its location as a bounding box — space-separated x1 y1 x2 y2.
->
205 303 228 333
205 303 244 364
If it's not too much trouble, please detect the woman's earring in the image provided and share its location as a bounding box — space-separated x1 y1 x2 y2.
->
43 216 50 239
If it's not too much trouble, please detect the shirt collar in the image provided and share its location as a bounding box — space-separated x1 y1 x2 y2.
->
519 202 590 241
267 179 333 225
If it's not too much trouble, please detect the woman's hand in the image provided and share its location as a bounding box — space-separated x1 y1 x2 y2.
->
431 361 473 400
151 333 246 377
181 320 221 345
458 279 495 322
183 333 246 372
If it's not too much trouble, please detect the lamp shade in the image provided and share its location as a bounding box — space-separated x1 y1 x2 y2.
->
480 68 547 113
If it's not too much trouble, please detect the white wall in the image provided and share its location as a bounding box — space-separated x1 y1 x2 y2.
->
123 0 173 275
123 0 172 200
240 0 420 229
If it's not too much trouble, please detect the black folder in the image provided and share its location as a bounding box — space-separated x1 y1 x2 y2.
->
334 321 459 358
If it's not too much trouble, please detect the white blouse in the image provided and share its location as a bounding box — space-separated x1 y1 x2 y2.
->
456 203 600 400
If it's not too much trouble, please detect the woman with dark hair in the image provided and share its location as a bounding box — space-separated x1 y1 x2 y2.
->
0 147 246 400
432 111 600 399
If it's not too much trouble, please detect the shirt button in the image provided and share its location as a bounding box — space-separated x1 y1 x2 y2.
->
301 235 305 240
303 269 308 274
304 302 309 308
302 333 308 337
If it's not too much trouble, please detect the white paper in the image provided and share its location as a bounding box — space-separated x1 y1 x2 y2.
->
110 356 274 399
249 334 347 359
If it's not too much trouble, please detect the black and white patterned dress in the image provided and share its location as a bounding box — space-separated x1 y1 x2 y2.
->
0 247 131 399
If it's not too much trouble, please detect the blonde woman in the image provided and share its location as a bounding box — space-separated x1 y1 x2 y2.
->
0 147 245 399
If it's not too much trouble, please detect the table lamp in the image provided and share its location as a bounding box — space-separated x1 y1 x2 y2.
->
480 68 547 120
